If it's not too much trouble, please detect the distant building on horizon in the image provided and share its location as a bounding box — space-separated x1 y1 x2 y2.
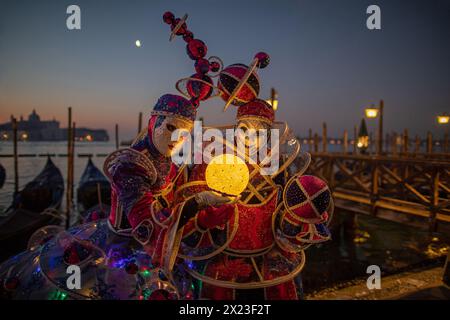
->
0 109 109 142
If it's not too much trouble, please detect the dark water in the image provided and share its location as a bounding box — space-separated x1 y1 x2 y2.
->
0 141 115 214
302 210 449 293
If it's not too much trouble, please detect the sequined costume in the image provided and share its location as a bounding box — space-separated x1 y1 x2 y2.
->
0 93 201 300
171 100 334 300
0 11 334 301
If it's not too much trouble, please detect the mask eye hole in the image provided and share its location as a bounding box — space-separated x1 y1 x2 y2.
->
238 125 248 133
166 124 176 132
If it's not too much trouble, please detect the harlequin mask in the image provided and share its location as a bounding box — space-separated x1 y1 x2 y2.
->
150 115 193 158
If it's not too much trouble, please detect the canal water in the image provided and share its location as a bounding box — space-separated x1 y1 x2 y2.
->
302 210 449 293
0 141 115 214
0 141 448 293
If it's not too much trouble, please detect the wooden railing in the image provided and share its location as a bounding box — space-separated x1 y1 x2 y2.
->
306 153 450 232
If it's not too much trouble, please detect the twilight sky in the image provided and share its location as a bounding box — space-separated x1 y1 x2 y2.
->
0 0 449 140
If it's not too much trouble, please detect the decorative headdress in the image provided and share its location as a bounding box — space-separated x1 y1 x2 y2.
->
151 94 197 122
218 52 270 111
163 12 271 114
236 98 275 125
163 12 222 108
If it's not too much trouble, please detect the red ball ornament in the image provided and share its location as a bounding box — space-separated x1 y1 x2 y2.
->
186 73 213 101
186 39 207 60
5 277 20 291
284 175 331 224
171 18 187 36
183 31 194 43
210 61 221 73
254 52 270 69
237 99 275 123
218 64 260 106
163 11 175 24
195 58 210 74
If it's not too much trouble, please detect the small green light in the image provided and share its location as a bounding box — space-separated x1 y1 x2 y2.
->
49 290 68 300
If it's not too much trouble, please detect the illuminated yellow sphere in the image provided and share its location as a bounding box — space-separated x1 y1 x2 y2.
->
205 154 249 196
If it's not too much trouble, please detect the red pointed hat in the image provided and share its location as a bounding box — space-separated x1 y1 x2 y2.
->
236 99 275 124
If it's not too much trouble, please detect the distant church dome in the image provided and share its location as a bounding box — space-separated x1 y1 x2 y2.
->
28 109 40 122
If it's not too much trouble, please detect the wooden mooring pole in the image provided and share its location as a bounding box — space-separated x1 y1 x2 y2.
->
115 124 119 150
427 132 433 154
377 100 384 155
429 167 439 233
314 133 319 153
308 128 312 152
343 129 348 154
353 126 357 154
66 107 72 229
392 133 398 156
403 129 409 155
12 117 19 194
414 135 420 155
71 122 76 201
138 112 143 134
322 122 327 153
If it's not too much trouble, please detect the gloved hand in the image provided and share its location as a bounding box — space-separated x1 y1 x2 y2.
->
194 191 232 209
197 204 235 230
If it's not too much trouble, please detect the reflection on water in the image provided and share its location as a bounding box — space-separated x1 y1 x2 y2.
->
302 210 449 293
0 141 115 214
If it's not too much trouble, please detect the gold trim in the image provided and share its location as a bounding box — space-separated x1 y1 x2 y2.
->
175 77 222 100
174 181 208 199
150 200 171 229
223 58 259 111
236 115 273 125
223 245 273 258
169 13 188 41
221 68 259 99
238 186 280 207
251 257 264 282
177 202 240 261
185 250 306 289
150 111 194 124
194 214 207 233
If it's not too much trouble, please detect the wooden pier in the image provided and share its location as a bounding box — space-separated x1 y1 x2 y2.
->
306 152 450 232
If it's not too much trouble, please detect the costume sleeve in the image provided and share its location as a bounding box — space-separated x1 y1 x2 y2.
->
104 148 163 230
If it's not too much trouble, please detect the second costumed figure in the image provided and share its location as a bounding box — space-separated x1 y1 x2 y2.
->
164 12 334 300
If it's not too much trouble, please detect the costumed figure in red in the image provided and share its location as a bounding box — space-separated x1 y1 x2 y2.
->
164 13 335 300
0 12 228 300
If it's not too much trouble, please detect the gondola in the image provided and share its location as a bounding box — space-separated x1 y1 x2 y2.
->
0 156 64 262
76 158 111 221
0 162 5 189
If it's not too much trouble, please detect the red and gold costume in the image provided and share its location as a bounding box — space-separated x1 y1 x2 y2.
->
171 100 334 300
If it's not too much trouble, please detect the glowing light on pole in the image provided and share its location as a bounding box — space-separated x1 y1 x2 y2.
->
437 113 449 124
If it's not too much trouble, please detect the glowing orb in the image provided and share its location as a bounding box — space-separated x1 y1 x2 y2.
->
205 154 249 196
135 40 142 47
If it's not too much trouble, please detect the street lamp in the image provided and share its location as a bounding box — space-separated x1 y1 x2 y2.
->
437 113 449 124
437 113 449 152
266 88 278 111
364 100 384 155
365 107 378 118
357 118 369 154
